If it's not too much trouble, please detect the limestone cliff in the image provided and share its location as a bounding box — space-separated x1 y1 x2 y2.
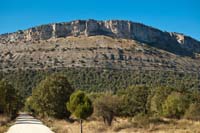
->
0 19 199 56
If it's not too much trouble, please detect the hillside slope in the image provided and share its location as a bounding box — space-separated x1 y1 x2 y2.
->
0 35 200 72
0 20 200 73
0 20 200 96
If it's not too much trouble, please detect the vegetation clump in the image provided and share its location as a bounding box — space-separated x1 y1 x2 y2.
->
67 91 93 133
1 68 199 98
1 69 200 132
162 92 189 118
117 86 150 117
29 73 74 118
0 79 22 119
149 86 174 116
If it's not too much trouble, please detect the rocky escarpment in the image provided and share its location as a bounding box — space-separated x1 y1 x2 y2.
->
0 19 200 56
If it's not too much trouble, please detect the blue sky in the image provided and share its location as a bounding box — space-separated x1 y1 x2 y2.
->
0 0 199 40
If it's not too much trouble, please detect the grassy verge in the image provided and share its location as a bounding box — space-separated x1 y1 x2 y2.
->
39 116 200 133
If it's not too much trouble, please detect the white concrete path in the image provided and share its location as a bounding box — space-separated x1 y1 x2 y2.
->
7 113 54 133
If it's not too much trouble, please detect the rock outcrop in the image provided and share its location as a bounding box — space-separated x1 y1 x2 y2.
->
0 19 200 56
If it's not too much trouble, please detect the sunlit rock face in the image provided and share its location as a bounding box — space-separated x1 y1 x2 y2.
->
0 19 200 54
0 20 200 72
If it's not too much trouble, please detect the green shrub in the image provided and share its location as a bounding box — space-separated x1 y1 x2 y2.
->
31 73 74 118
67 91 93 120
0 79 22 118
117 85 150 116
67 91 93 133
24 96 35 113
149 86 174 116
162 92 189 118
190 89 200 103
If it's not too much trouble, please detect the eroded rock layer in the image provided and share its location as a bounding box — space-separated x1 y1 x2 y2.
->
0 20 200 55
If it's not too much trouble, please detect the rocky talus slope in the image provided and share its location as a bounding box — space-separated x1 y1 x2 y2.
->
0 20 200 72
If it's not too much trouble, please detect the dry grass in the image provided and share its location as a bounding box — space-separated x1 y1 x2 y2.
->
0 115 11 133
40 117 200 133
151 119 200 133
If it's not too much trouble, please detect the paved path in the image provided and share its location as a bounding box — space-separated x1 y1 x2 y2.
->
7 113 54 133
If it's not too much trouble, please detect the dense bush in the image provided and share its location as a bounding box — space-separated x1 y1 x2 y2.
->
67 91 93 133
24 96 35 113
31 73 74 118
67 91 93 120
0 80 22 118
149 86 174 116
0 69 51 99
190 89 200 103
162 92 189 118
117 86 150 116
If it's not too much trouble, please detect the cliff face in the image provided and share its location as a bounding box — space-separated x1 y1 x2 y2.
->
0 19 200 56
